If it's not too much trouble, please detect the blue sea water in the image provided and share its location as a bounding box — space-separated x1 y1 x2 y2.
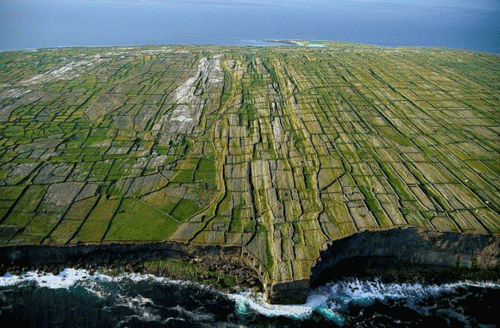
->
1 269 500 327
0 0 499 53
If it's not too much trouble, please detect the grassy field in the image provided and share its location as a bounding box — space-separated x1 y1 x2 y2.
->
0 42 499 286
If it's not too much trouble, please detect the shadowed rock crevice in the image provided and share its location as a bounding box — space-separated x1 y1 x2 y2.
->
311 228 500 285
1 228 500 305
265 228 500 304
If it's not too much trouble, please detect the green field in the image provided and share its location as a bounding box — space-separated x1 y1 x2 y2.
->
1 42 499 288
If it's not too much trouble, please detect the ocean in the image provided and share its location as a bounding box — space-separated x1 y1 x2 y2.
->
0 0 499 53
1 269 499 327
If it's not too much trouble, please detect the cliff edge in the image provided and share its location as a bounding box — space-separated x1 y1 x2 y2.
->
1 45 500 304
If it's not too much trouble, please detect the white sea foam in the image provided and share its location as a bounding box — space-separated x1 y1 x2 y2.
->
229 280 449 320
0 269 203 290
230 289 322 319
2 269 499 324
116 293 161 322
315 279 445 310
230 279 500 322
229 288 346 324
310 278 500 313
0 268 92 288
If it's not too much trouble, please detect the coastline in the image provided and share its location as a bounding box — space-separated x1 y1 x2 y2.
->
2 250 500 309
2 228 500 303
2 260 500 327
1 44 500 305
2 39 499 55
0 242 263 294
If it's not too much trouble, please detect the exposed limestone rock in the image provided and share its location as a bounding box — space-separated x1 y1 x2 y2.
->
20 56 104 86
74 183 100 202
154 55 223 140
38 182 84 210
85 93 124 122
33 163 73 184
1 45 500 305
5 163 39 185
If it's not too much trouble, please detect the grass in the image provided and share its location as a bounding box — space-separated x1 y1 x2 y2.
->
170 170 194 183
197 156 216 171
141 259 238 289
105 198 179 241
170 199 201 222
0 186 25 200
1 43 500 286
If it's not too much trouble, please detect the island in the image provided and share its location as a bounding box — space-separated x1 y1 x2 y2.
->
1 42 499 304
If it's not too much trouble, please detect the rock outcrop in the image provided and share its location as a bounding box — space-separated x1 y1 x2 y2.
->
263 228 500 304
2 45 500 305
1 228 500 304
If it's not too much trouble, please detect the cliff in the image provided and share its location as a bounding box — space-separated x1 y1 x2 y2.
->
2 227 499 304
1 44 500 304
267 227 500 304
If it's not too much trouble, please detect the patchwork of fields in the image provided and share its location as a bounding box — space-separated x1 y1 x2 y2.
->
1 43 499 289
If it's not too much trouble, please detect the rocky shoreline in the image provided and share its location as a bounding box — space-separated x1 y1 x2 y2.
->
0 243 263 294
2 228 500 303
0 256 262 293
311 256 500 288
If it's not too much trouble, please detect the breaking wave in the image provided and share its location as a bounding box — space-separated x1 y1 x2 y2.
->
1 269 500 327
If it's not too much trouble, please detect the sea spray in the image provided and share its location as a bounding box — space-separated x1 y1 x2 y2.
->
0 268 93 288
314 279 448 310
230 289 316 319
1 270 500 327
229 288 344 324
0 269 239 328
313 279 500 327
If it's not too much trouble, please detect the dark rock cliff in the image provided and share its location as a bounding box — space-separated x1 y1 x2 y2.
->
0 242 239 272
267 227 500 304
2 228 499 305
310 227 500 287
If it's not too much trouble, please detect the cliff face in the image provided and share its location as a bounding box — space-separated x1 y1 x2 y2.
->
1 228 500 304
2 45 500 305
0 242 240 272
310 227 500 286
265 228 500 304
